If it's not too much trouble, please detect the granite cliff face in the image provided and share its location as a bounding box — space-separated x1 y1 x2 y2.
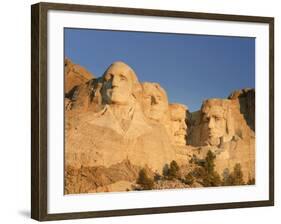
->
228 88 255 131
64 59 255 194
64 58 94 95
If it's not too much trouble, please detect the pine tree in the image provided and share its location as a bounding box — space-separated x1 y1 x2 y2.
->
137 168 154 190
230 163 244 185
222 168 233 186
194 150 221 187
247 177 255 185
184 172 194 185
204 150 216 174
167 160 180 179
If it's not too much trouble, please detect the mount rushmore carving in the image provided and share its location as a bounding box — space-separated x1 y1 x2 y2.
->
65 59 255 194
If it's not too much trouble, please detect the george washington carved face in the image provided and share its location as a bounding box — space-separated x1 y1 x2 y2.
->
200 99 234 146
101 61 138 105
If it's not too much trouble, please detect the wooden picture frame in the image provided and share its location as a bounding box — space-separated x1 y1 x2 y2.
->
31 2 274 221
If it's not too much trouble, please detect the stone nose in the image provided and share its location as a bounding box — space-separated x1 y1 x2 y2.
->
208 117 215 129
180 120 187 129
151 96 158 105
111 75 119 87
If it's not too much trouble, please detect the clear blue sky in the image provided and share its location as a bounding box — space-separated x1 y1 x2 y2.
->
64 28 255 112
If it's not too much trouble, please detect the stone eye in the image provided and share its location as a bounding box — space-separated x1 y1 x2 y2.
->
203 116 210 122
120 75 127 81
214 116 221 121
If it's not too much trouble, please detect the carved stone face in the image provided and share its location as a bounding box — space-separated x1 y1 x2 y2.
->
141 82 169 121
200 99 232 146
169 104 188 145
102 62 137 105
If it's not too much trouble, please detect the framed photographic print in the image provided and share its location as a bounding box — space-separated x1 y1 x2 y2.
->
31 2 274 221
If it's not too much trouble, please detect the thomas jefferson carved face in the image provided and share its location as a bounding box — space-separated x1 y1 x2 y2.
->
169 104 188 145
200 99 233 146
141 82 169 121
102 62 138 105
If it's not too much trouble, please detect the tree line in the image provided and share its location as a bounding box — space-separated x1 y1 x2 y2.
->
136 150 255 190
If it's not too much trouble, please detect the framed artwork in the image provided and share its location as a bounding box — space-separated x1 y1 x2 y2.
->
31 2 274 221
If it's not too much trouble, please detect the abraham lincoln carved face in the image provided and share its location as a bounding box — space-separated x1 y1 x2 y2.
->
200 99 234 146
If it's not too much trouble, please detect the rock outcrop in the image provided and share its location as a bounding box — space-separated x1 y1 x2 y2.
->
64 58 94 94
65 160 140 194
228 88 255 131
64 59 256 193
